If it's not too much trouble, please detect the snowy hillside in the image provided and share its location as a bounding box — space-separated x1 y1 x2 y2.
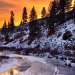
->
0 19 75 75
1 21 74 45
1 20 74 48
0 19 75 62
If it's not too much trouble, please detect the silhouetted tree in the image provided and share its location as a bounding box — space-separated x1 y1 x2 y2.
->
29 20 37 36
47 0 57 34
28 20 40 45
29 6 38 36
41 7 46 18
22 7 28 24
28 6 40 45
50 0 57 20
48 1 52 16
8 11 15 32
1 21 7 35
29 6 37 21
20 20 23 26
29 6 37 35
59 0 66 20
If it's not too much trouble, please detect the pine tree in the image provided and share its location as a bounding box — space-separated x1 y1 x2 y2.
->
20 20 23 26
1 21 7 35
48 1 52 16
8 11 15 32
50 0 57 18
29 6 39 44
59 0 66 20
29 6 38 34
41 7 46 18
29 6 37 21
28 20 40 45
22 7 28 24
47 0 57 34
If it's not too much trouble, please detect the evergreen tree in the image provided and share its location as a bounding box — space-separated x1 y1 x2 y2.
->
29 6 38 34
29 7 40 44
20 20 23 26
59 0 66 20
47 0 57 34
22 7 28 24
50 0 57 18
1 21 7 35
8 11 15 32
41 7 46 18
48 1 52 16
28 20 40 45
29 6 37 21
29 20 37 36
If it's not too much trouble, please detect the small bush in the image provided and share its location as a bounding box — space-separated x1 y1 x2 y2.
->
65 51 72 56
63 30 72 40
50 48 60 56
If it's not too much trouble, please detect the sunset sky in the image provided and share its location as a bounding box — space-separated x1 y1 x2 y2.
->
0 0 52 28
0 0 74 28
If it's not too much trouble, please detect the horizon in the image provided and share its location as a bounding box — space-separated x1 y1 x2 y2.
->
0 0 52 28
0 0 74 28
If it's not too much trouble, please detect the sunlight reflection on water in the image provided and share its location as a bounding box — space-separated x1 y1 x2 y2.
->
0 65 31 75
0 66 19 75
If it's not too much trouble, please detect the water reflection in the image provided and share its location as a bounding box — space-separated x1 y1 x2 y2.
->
1 66 19 75
0 66 30 75
0 53 31 75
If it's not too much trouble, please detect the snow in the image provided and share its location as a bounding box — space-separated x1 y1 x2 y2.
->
0 19 75 63
2 19 75 52
65 59 71 65
0 54 47 75
0 54 75 75
71 63 75 67
0 19 75 74
0 58 18 73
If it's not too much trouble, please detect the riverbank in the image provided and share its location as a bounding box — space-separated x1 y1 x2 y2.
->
0 54 75 75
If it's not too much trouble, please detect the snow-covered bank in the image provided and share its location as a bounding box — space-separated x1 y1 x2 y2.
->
0 54 75 75
0 54 46 75
0 19 75 64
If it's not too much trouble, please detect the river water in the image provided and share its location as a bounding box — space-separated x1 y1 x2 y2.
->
0 53 75 75
0 66 30 75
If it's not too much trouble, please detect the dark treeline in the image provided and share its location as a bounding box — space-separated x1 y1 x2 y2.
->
1 0 75 42
47 0 75 35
